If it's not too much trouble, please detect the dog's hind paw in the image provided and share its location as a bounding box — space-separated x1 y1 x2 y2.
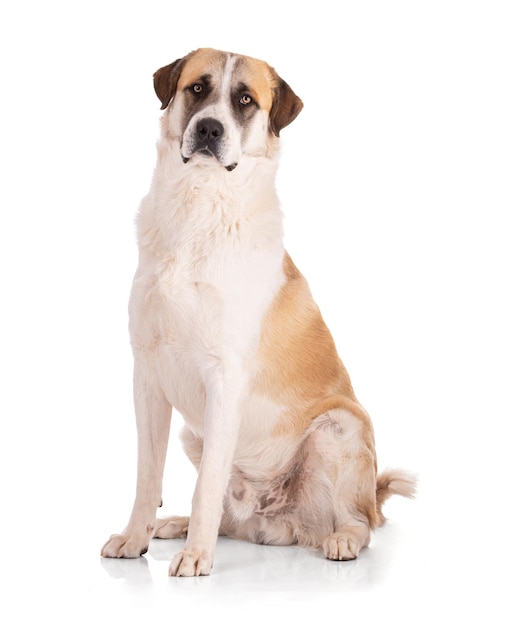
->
169 548 213 577
154 516 189 539
322 526 369 561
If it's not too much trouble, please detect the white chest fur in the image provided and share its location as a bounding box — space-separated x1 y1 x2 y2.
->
128 146 285 427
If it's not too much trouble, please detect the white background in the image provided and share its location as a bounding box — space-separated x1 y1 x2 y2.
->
1 1 509 623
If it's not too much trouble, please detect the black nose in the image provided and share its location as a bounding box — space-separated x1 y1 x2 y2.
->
196 117 224 150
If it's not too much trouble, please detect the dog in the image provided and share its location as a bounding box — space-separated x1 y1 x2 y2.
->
101 48 415 576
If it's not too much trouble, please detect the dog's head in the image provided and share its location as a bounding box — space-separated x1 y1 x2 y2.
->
153 48 303 171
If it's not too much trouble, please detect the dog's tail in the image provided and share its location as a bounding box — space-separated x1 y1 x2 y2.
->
375 469 417 526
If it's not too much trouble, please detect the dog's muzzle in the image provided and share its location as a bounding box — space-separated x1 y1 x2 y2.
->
182 117 238 171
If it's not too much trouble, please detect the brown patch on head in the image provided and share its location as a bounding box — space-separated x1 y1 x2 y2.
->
234 56 303 135
175 48 228 92
153 48 227 109
232 56 276 113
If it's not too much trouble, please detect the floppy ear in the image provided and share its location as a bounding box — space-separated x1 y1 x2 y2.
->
269 77 303 136
153 57 187 110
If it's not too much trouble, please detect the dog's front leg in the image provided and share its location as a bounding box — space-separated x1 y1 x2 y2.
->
101 358 171 558
169 370 241 576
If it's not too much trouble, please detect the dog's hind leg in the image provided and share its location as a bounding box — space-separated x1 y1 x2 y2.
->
101 358 172 558
310 406 378 561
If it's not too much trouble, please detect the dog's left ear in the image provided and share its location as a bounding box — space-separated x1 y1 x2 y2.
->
269 77 304 136
153 57 187 110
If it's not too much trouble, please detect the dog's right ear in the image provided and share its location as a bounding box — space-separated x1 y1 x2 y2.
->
153 57 187 110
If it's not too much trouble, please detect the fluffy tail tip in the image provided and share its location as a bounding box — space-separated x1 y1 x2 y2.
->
375 469 417 524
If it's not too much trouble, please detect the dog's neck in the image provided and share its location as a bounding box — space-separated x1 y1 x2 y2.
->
136 137 284 261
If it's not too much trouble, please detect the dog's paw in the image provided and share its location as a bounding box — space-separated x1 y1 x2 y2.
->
154 516 189 539
101 533 149 559
322 531 363 561
168 549 213 577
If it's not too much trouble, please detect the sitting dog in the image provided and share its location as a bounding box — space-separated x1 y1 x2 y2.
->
101 48 415 576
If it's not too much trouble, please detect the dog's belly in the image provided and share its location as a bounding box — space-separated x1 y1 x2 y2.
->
222 415 342 547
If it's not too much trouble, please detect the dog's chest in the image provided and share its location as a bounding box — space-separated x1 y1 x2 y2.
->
130 243 284 365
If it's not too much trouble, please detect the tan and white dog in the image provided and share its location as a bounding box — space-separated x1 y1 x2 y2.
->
101 48 415 577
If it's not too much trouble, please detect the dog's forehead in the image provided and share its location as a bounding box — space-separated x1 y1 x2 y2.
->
177 48 275 111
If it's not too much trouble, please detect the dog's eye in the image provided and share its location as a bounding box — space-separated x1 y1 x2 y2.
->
240 94 252 105
192 84 203 94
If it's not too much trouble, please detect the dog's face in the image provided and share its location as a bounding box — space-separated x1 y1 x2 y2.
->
153 48 303 171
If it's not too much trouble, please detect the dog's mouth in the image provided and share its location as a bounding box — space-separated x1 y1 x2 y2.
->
181 148 213 163
198 148 213 157
181 149 237 172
